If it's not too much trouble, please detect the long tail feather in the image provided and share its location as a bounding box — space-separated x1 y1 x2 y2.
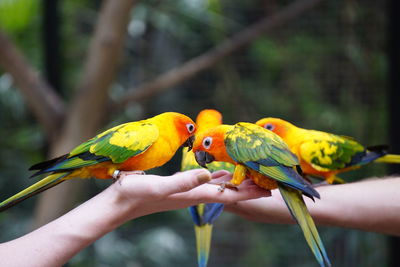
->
279 184 331 267
0 173 69 212
194 224 213 267
188 203 224 267
374 154 400 164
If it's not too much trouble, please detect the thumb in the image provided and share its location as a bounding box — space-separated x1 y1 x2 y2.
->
161 169 211 196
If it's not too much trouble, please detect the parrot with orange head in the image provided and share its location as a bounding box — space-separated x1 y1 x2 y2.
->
192 122 331 267
0 112 196 211
181 109 234 267
256 117 400 184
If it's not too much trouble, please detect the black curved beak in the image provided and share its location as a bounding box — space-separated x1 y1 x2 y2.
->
183 135 195 151
194 151 215 168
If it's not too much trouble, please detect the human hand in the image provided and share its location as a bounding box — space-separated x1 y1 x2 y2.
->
224 189 296 224
109 169 270 221
225 178 400 236
0 170 269 267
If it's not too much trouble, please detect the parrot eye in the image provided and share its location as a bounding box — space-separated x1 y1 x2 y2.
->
264 123 275 131
202 137 213 149
186 123 195 133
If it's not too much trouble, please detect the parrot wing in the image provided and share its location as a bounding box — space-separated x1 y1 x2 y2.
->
225 123 319 199
298 133 367 172
205 161 235 173
181 150 202 171
30 121 159 176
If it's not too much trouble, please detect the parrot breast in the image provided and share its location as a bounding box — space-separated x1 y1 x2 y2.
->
247 168 278 190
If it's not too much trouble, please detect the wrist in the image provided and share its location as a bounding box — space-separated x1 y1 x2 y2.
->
104 183 143 226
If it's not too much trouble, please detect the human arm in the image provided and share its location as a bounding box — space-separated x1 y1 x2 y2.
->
0 169 268 267
224 177 400 236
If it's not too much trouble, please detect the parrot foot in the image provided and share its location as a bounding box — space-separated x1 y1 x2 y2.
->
112 170 146 183
112 170 122 183
218 182 239 192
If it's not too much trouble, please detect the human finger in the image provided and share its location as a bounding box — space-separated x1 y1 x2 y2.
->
160 169 211 196
211 170 232 179
169 182 269 205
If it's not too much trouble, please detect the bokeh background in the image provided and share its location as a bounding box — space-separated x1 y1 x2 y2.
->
0 0 399 266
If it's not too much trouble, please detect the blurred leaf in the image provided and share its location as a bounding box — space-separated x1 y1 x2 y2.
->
0 0 39 32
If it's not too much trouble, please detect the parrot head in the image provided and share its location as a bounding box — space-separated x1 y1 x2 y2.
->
196 109 223 132
255 117 294 139
192 125 236 168
175 113 197 151
155 112 197 151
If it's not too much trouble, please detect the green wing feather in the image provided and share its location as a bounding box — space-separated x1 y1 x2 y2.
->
299 133 364 172
70 121 159 163
226 122 299 166
32 121 159 176
225 122 319 199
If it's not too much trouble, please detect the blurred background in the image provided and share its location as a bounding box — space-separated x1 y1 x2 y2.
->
0 0 398 266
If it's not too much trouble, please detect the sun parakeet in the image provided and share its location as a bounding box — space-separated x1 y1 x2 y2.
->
256 117 400 184
0 112 196 212
181 109 234 267
192 122 331 267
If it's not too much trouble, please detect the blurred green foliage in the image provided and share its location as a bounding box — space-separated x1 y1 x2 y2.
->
0 0 391 266
0 0 38 32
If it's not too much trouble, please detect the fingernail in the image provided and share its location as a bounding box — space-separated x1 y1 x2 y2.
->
196 172 211 183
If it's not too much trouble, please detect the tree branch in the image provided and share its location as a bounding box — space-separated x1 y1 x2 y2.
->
33 0 138 227
0 30 65 140
64 0 138 142
117 0 322 109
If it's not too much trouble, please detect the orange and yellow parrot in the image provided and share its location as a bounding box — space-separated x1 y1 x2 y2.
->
0 112 196 212
181 109 234 267
256 117 400 184
192 122 331 267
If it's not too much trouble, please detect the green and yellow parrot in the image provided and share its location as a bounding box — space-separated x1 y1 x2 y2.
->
192 122 331 267
181 109 234 267
0 112 196 211
256 117 400 184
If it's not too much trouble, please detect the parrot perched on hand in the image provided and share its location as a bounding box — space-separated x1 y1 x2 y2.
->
0 112 196 212
256 117 400 184
192 122 331 267
181 109 234 267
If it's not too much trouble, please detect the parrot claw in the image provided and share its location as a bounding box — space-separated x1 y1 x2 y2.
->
112 170 146 183
218 182 239 192
112 170 122 183
112 170 121 179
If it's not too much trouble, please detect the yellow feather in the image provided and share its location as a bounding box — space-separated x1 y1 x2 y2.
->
374 154 400 164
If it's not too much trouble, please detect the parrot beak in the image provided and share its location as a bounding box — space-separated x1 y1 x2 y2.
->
183 135 195 151
194 151 215 168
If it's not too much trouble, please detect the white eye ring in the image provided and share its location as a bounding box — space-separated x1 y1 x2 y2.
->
264 123 275 131
186 123 195 133
202 137 213 149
